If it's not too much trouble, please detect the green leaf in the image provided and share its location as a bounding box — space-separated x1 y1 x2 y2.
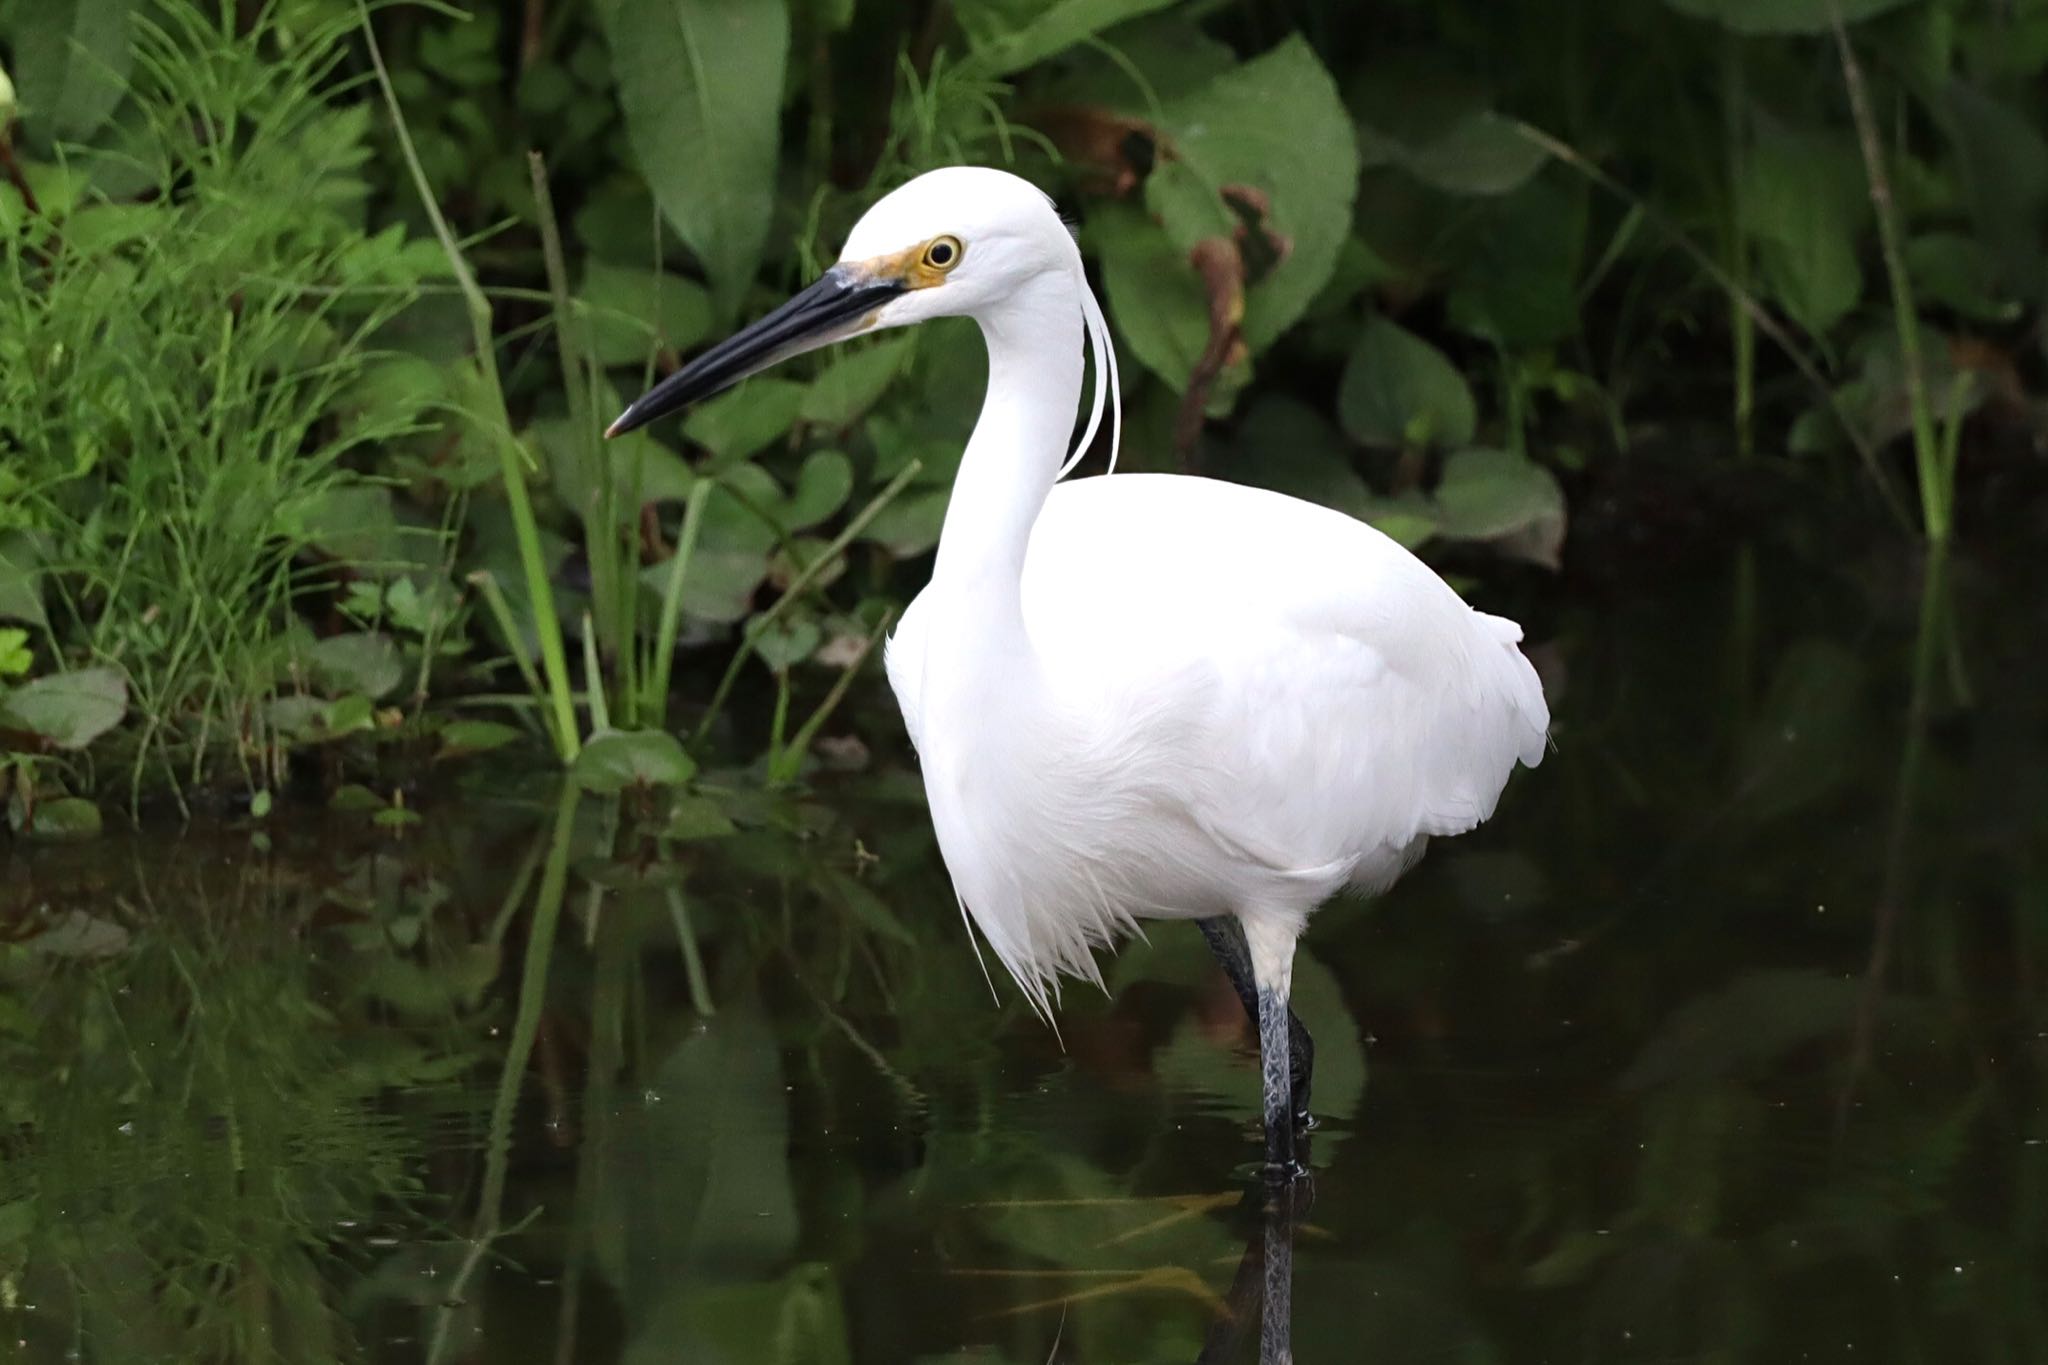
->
1739 125 1865 337
1216 396 1373 519
1433 448 1566 569
572 728 698 792
956 0 1181 75
1662 0 1915 34
438 719 525 759
1906 232 2022 323
800 337 911 428
1159 37 1360 350
859 488 950 558
600 0 790 319
1393 110 1547 196
0 667 126 748
665 794 737 840
4 0 137 142
1091 200 1213 392
0 532 48 630
589 1010 798 1301
821 869 916 945
580 263 714 366
754 617 820 671
308 632 404 701
1338 315 1476 449
0 629 30 679
22 797 103 843
1445 173 1587 347
682 378 806 466
780 450 853 531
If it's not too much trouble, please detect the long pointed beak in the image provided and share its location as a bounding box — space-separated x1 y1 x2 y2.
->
605 265 904 438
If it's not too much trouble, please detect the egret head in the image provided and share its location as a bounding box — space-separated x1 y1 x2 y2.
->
606 167 1083 438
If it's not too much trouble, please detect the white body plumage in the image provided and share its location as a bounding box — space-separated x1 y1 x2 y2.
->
868 171 1549 1021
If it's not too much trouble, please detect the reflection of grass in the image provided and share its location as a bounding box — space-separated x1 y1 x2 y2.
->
0 848 492 1359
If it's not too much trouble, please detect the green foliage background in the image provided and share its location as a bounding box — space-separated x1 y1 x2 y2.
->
0 0 2043 804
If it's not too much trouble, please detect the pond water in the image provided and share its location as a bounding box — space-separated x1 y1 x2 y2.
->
3 518 2044 1364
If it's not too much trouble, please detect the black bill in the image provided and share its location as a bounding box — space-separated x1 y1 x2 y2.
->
605 264 905 437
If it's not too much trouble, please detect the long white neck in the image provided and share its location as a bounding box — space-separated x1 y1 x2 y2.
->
929 268 1085 617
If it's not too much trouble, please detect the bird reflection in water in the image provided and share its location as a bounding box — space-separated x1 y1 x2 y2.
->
1195 1178 1304 1365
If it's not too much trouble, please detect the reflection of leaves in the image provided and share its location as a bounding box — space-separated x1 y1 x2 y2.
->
1621 969 1864 1089
1732 639 1863 820
1663 0 1914 33
20 909 127 956
623 1262 851 1365
591 1010 799 1320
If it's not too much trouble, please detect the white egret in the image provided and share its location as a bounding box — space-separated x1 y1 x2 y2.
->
609 167 1549 1178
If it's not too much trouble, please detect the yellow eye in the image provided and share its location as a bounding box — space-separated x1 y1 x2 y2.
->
922 235 964 271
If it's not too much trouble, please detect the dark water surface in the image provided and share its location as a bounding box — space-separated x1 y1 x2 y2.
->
4 529 2045 1364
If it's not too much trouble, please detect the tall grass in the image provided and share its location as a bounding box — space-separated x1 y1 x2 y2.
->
1 2 434 805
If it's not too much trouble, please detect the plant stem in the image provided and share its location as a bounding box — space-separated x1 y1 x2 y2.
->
1513 119 1911 531
361 4 579 758
692 458 921 742
769 608 892 785
646 480 712 720
1827 5 1943 542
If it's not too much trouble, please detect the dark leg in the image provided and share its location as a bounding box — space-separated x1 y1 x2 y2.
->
1197 916 1316 1131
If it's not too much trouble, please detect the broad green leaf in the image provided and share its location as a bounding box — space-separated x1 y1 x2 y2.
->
682 377 806 466
600 0 789 319
1091 200 1213 392
1447 174 1588 347
800 337 911 428
0 531 46 629
753 617 820 670
579 263 714 366
860 487 951 558
1941 82 2048 302
0 629 29 678
1217 396 1373 518
1907 232 2022 323
572 728 698 791
1393 110 1547 196
1159 37 1360 349
4 0 137 142
1663 0 1915 34
956 0 1180 74
438 719 524 759
1338 315 1476 449
780 450 853 530
308 632 403 701
21 797 103 843
1739 125 1865 337
664 794 737 840
0 666 126 748
589 1010 798 1304
1434 448 1566 567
